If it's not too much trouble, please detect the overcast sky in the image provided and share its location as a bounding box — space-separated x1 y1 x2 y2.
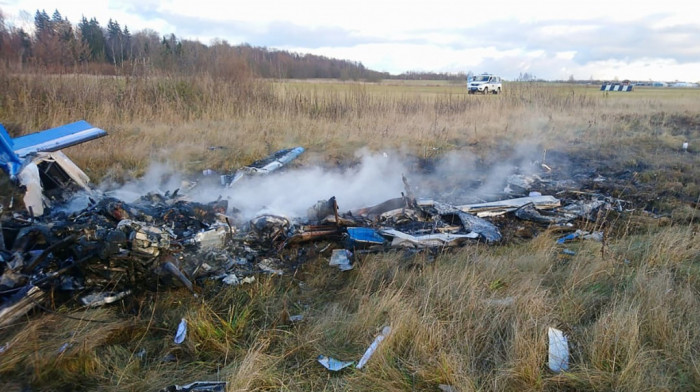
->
2 0 699 81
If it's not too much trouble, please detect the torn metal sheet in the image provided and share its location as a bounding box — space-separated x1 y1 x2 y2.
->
378 207 422 225
349 197 407 220
250 215 289 243
420 201 501 243
307 197 338 222
454 211 501 243
356 326 391 369
561 199 606 219
14 151 95 217
33 151 92 191
514 202 577 224
162 262 195 293
224 147 305 186
160 381 227 392
380 229 478 248
81 290 132 307
317 355 354 371
456 195 561 217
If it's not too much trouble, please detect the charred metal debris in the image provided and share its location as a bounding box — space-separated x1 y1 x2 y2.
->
0 121 635 324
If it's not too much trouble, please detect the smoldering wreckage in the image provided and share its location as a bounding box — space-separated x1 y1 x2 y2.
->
0 121 632 384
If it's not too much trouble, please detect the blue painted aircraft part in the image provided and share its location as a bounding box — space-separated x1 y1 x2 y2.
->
346 227 386 247
0 124 23 178
0 120 107 178
278 147 305 165
12 120 107 157
556 232 579 244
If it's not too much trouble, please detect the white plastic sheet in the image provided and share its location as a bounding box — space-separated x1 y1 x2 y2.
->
548 327 569 372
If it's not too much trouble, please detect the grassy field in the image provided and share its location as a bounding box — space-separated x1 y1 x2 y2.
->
0 74 699 391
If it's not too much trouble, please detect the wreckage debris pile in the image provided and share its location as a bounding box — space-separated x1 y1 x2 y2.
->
1 189 624 320
0 145 635 327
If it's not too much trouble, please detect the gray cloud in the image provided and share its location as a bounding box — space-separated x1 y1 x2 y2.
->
149 10 699 64
436 15 700 64
123 8 378 48
107 6 700 78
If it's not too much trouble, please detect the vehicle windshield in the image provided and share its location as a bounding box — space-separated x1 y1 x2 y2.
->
473 75 490 82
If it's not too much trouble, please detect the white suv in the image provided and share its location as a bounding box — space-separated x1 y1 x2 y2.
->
468 74 502 94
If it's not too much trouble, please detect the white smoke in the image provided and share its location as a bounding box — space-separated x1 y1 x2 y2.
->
101 162 184 202
193 150 408 219
101 145 547 220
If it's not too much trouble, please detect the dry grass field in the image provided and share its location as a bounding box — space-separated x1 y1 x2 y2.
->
0 73 699 391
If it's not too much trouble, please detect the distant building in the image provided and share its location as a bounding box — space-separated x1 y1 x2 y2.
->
670 82 699 88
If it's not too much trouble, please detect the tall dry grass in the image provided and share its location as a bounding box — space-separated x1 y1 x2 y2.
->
1 74 697 181
0 74 698 391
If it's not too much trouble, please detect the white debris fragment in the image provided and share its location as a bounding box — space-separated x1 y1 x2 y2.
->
257 259 285 275
380 229 478 248
289 314 304 322
222 274 240 285
80 290 132 307
174 318 187 344
548 327 569 372
356 326 391 369
317 355 354 371
17 162 44 216
329 249 353 271
57 342 72 354
457 195 561 217
193 225 228 249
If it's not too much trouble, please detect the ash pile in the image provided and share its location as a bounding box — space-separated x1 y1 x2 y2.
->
0 121 631 326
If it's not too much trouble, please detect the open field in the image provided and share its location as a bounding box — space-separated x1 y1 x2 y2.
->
0 74 699 391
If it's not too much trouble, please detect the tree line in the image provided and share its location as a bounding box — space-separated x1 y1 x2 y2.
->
0 8 474 81
0 9 393 81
